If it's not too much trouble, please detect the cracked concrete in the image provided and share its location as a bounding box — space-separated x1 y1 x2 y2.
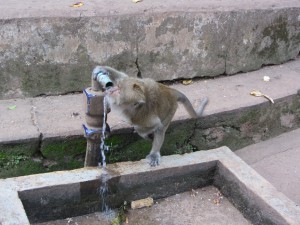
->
135 57 142 78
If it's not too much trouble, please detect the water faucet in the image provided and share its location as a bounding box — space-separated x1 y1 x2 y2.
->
92 66 113 89
83 66 111 167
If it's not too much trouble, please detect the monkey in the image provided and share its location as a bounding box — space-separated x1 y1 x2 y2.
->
101 66 208 166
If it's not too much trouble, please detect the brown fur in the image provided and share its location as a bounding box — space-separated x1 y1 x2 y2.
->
104 66 208 166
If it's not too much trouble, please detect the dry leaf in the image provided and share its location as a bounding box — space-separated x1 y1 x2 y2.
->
71 2 84 7
213 198 221 205
190 189 198 197
250 90 274 104
182 80 193 85
132 0 142 3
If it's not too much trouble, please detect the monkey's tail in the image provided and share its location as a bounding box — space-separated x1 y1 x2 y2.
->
176 91 208 118
197 96 209 116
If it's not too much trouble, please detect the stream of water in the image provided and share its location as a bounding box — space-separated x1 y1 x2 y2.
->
99 95 109 168
98 95 115 219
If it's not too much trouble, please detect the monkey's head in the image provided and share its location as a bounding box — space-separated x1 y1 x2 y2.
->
106 78 146 109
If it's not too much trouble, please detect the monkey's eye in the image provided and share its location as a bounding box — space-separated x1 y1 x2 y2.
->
133 100 145 108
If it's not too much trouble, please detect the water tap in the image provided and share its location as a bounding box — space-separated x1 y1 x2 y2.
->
92 66 113 89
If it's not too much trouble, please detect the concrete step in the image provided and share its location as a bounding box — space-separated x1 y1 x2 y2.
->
1 0 299 99
1 57 300 178
236 128 300 206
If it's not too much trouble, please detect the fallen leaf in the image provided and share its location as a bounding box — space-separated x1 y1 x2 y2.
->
132 0 142 2
213 198 221 205
250 90 274 103
8 105 17 110
190 189 198 197
182 80 193 85
71 2 84 7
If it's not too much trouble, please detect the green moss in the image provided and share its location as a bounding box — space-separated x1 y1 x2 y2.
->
0 152 28 168
262 16 288 42
105 121 197 163
0 151 45 178
238 109 260 125
0 141 39 156
41 137 86 160
45 159 84 172
253 16 289 59
106 137 151 163
174 144 196 155
2 94 300 178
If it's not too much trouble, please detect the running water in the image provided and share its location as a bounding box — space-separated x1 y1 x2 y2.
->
99 95 109 168
98 94 115 219
98 174 115 219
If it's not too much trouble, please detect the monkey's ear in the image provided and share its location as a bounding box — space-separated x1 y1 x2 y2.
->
133 83 143 92
133 83 145 107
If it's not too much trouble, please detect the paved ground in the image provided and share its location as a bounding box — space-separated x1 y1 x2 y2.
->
2 0 300 19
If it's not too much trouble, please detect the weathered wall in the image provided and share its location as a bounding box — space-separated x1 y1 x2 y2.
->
0 8 299 99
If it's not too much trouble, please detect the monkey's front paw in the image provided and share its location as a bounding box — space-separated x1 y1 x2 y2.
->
146 152 161 167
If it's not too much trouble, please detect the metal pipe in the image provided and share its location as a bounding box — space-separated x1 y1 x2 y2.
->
83 66 111 167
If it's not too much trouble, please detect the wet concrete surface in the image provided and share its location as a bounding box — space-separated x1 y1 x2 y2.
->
34 186 251 225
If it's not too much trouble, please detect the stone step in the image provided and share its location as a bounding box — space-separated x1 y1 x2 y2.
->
0 0 299 99
236 128 300 206
0 57 300 177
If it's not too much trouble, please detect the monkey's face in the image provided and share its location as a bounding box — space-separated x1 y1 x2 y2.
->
105 85 121 106
106 78 146 109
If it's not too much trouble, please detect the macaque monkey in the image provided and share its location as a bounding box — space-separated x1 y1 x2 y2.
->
101 66 208 166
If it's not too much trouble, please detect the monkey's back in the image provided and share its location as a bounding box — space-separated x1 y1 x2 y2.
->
142 80 179 124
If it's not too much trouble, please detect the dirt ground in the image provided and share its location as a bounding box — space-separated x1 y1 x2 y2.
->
35 186 251 225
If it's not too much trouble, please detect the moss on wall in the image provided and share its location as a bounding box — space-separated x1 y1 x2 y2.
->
1 95 300 178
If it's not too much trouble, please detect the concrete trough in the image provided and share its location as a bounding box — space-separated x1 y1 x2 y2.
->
1 147 300 225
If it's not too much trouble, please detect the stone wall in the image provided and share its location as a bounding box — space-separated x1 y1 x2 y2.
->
1 8 299 99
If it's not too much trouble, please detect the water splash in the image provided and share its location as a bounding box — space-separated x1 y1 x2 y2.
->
97 171 116 219
98 170 112 210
